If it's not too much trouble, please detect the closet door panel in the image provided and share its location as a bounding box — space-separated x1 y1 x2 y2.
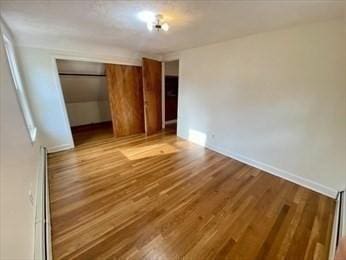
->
142 58 162 135
106 64 144 137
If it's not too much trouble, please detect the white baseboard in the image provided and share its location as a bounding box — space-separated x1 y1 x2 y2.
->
178 133 338 199
48 143 74 153
205 142 338 198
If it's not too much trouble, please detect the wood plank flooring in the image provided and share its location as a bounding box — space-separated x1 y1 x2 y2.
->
48 126 335 259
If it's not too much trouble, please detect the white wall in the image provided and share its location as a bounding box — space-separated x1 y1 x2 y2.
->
16 47 74 152
177 19 346 195
65 101 111 126
165 60 179 76
16 45 153 151
57 59 105 75
57 60 111 126
59 76 108 103
0 22 39 260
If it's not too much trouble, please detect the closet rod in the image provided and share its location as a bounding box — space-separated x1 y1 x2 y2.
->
59 73 106 77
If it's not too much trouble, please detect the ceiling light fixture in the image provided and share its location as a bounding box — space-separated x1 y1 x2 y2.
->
141 13 169 32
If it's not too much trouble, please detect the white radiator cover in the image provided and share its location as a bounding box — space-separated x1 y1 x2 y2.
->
329 191 346 260
34 147 52 260
342 191 346 236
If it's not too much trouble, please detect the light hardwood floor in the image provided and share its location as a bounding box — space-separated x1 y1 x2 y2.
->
48 125 335 259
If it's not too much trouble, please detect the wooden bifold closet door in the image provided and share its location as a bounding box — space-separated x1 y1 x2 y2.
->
142 58 162 135
106 64 144 137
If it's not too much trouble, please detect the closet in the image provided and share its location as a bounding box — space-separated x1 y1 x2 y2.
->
57 60 113 142
57 58 162 144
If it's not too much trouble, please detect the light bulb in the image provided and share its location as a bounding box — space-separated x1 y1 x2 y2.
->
162 23 169 32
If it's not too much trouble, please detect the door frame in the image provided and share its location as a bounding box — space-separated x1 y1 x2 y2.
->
161 62 165 129
51 52 141 152
162 57 180 129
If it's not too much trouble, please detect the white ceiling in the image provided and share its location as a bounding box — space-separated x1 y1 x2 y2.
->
0 1 343 55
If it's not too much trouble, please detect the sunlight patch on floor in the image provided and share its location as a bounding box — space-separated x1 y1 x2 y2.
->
174 140 197 149
118 143 179 160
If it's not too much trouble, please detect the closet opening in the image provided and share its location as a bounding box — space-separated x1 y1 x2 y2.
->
164 60 179 131
57 59 113 146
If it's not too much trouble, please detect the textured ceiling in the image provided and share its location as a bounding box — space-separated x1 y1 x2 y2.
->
0 1 343 55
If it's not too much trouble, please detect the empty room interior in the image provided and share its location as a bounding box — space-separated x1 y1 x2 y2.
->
0 1 345 260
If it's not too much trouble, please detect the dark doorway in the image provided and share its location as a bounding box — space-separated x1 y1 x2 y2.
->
165 60 179 130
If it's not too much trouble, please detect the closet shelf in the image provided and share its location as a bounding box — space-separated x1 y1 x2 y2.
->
59 73 106 77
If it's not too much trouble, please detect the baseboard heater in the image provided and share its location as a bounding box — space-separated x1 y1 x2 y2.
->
329 190 345 260
34 146 52 260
